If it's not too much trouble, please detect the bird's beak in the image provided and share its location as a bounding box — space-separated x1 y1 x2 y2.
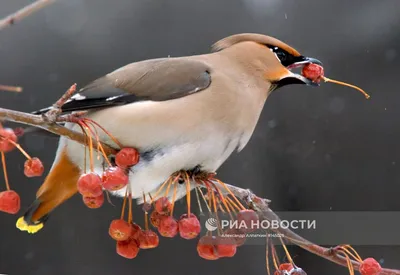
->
16 149 80 234
275 56 323 87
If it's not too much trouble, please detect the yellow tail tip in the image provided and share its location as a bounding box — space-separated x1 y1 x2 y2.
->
16 216 44 234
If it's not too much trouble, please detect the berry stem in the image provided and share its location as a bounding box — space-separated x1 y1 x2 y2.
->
143 193 149 230
197 186 212 213
151 176 174 203
205 183 212 210
342 245 363 262
120 187 129 220
338 245 363 263
165 173 180 198
209 181 231 213
278 236 295 267
322 76 370 99
128 191 133 224
211 187 217 213
169 181 178 216
2 138 32 160
225 196 241 212
270 242 280 271
82 120 112 167
184 172 191 216
213 178 246 210
78 121 94 172
83 118 124 148
1 152 10 190
266 236 272 275
194 184 204 213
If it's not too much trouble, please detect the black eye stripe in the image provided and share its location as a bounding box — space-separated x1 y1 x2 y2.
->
266 45 299 67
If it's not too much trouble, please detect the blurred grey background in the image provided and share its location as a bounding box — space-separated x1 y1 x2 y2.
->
0 0 399 274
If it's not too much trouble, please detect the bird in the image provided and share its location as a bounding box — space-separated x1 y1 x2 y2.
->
17 33 322 233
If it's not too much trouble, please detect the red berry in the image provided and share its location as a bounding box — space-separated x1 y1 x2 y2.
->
116 239 140 259
223 228 246 246
82 194 104 209
115 148 140 168
109 219 132 241
197 236 219 260
102 166 129 191
0 190 20 214
273 263 294 275
158 216 179 237
24 157 44 177
150 210 163 228
302 63 324 83
77 172 103 197
178 213 201 240
155 197 172 215
236 209 259 233
0 128 17 152
129 223 143 246
139 230 159 249
280 263 294 272
215 236 237 258
360 258 382 275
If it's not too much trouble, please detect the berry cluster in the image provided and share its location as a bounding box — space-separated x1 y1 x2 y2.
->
73 118 139 209
0 125 44 215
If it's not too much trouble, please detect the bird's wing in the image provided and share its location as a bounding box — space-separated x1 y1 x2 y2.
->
33 58 211 114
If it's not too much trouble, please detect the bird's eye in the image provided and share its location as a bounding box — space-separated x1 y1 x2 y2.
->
276 50 287 62
266 45 296 67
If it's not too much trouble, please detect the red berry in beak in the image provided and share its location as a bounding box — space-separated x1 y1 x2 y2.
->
155 197 172 215
24 157 44 177
109 219 133 241
236 209 259 233
360 258 382 275
115 148 140 168
302 63 324 83
116 239 140 259
197 236 219 260
158 216 179 238
82 193 104 209
0 190 20 214
77 172 103 197
102 166 129 191
178 213 201 240
0 128 17 152
139 230 159 249
150 210 163 228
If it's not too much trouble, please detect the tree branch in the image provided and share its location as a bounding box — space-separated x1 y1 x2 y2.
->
0 84 23 93
0 0 55 31
225 183 400 275
0 84 117 156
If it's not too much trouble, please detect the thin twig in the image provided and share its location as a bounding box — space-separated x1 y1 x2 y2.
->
0 84 23 93
44 83 76 122
0 0 56 31
224 183 400 275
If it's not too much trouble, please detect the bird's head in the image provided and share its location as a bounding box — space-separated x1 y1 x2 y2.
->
16 148 81 234
212 33 323 90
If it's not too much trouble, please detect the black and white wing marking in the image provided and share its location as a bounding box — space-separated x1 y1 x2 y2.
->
32 58 211 114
